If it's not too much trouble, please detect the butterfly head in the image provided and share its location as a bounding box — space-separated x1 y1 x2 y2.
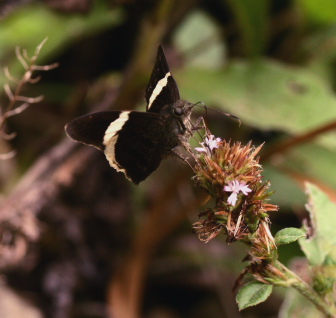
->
172 100 193 117
170 100 194 139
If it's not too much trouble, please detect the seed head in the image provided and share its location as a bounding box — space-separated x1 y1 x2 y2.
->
191 132 278 257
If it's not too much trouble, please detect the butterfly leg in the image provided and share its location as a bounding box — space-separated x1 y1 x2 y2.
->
191 116 206 132
171 147 195 171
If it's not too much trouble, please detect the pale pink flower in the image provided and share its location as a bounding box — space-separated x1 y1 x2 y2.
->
195 135 222 155
224 180 252 205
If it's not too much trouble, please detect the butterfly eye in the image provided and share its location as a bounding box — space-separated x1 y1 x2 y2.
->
173 107 183 117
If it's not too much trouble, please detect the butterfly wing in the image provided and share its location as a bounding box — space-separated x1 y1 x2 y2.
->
65 111 121 151
110 112 181 184
65 111 179 184
145 45 180 113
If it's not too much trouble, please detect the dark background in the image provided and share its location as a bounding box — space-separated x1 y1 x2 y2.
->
0 0 336 317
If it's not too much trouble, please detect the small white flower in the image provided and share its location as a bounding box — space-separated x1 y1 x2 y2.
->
227 192 238 206
224 180 252 206
206 135 222 152
195 135 222 155
195 142 207 153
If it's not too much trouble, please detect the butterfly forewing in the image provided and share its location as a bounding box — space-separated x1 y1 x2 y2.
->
145 45 180 113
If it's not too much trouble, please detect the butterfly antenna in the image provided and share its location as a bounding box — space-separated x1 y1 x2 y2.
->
192 102 241 125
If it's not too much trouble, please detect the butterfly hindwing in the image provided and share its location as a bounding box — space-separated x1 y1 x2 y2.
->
145 45 180 113
106 112 179 184
66 111 182 184
65 111 122 151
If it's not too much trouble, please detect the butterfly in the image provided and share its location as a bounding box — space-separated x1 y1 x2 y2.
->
65 45 194 184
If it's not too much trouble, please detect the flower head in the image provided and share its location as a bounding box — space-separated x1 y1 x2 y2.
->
192 136 278 247
189 129 284 300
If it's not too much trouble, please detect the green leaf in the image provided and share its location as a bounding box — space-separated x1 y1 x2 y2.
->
0 2 123 86
300 238 325 266
298 0 336 24
299 183 336 265
178 60 336 134
174 11 224 69
227 0 270 56
263 164 306 207
275 228 306 246
236 281 273 310
279 288 322 318
282 143 336 190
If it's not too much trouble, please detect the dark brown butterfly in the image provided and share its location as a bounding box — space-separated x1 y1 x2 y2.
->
65 45 193 184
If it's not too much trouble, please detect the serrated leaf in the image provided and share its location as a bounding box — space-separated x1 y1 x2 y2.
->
299 237 325 266
236 281 273 310
275 228 306 246
306 184 336 240
299 183 336 265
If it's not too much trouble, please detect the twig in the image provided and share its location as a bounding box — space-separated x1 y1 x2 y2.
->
0 38 59 159
262 120 336 162
276 261 336 318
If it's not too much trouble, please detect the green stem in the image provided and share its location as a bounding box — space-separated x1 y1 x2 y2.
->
275 261 336 318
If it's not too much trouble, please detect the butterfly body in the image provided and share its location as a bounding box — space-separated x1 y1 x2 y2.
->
65 46 193 184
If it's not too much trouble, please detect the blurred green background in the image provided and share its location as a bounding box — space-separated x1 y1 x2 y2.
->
0 1 335 317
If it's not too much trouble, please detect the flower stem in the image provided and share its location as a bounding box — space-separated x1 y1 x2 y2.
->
275 261 336 317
